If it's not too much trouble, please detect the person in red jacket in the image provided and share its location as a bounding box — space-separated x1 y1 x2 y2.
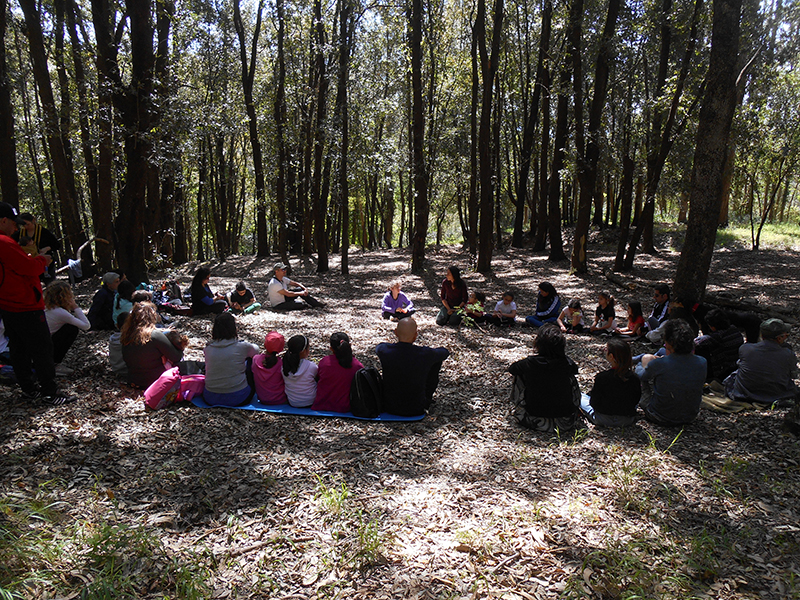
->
0 202 74 406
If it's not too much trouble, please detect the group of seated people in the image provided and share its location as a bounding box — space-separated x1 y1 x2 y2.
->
510 312 799 432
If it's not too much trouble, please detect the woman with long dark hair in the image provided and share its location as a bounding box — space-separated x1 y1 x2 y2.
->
190 267 227 315
282 334 318 407
436 266 469 326
525 282 562 327
120 302 184 388
580 339 641 427
313 332 364 412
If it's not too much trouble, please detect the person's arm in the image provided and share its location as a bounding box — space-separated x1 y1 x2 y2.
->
508 303 518 319
240 291 256 309
63 303 91 331
536 296 561 320
399 292 413 312
440 282 452 310
558 308 569 331
152 330 184 364
381 292 395 313
2 239 50 277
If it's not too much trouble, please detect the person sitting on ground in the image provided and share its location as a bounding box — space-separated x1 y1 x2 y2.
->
488 291 518 327
645 283 670 333
268 263 324 310
436 266 469 326
558 298 585 334
694 308 744 383
614 301 645 339
162 330 189 369
0 202 73 406
464 290 487 324
202 312 259 407
190 267 227 315
87 272 121 330
108 312 128 378
508 323 581 432
44 282 91 377
589 291 617 335
580 339 641 427
13 212 61 284
120 301 185 389
227 281 261 314
635 319 707 426
282 334 319 407
724 318 799 407
382 281 415 321
376 317 450 416
313 332 364 413
645 295 699 344
525 282 561 327
112 280 136 327
253 331 287 405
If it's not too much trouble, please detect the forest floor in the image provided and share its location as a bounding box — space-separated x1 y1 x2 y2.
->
2 229 800 600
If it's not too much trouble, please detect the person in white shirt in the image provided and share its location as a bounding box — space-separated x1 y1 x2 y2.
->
487 292 518 326
267 263 324 310
44 282 90 376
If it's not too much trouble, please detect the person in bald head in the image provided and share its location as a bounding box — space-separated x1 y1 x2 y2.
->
375 317 450 416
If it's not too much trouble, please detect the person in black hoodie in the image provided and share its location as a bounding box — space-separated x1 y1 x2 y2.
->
508 323 581 432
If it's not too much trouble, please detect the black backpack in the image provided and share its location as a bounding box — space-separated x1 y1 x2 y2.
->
350 367 384 418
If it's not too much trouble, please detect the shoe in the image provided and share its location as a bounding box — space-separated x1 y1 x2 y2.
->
20 389 42 402
55 364 74 376
41 394 76 406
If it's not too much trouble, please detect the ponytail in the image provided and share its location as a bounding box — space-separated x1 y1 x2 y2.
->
330 332 353 368
283 335 308 376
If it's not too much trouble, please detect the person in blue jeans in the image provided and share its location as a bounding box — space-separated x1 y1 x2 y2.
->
525 282 561 327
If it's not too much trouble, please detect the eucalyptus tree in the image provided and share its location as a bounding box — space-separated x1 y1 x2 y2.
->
0 0 19 208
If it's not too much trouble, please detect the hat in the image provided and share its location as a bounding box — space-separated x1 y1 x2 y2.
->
273 262 288 272
265 331 285 353
761 318 790 340
0 202 24 224
102 272 120 286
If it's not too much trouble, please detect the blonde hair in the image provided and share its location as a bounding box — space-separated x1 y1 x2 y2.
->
44 281 74 310
120 301 158 346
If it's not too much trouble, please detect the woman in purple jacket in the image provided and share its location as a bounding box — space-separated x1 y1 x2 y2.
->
382 282 415 321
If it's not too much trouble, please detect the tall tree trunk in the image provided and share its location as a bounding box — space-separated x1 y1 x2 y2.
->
547 57 568 262
274 0 289 262
410 0 429 272
673 0 741 302
570 0 620 272
310 0 329 271
513 0 551 248
234 0 268 257
19 0 86 254
476 0 504 273
0 0 20 208
467 14 479 254
336 0 353 275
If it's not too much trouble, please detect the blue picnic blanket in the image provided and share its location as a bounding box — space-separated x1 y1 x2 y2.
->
191 397 425 421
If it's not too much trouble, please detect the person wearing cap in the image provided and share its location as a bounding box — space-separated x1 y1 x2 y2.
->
12 212 61 285
0 202 73 405
87 271 122 330
252 331 287 404
267 263 324 310
724 318 799 406
375 317 450 416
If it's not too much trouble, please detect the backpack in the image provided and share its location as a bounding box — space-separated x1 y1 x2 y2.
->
349 367 384 418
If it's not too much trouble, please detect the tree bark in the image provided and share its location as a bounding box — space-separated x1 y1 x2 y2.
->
410 0 430 272
0 0 19 209
274 0 289 263
673 0 741 302
335 0 353 275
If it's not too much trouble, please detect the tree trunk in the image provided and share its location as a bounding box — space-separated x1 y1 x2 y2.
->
410 0 430 272
673 0 741 302
274 0 289 263
547 59 568 262
0 0 19 209
613 154 634 270
336 0 353 275
310 0 329 271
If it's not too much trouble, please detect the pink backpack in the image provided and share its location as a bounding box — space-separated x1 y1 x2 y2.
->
144 367 205 411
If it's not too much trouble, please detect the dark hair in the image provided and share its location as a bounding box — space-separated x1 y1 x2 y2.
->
235 281 247 292
705 308 730 331
539 282 557 297
329 332 353 368
115 280 135 309
599 290 615 309
669 306 699 336
627 301 643 319
447 266 462 286
131 290 153 304
537 282 557 310
18 212 35 223
211 312 237 341
263 353 279 369
654 283 670 298
533 323 566 358
283 334 308 376
192 267 212 291
664 319 695 354
568 298 582 310
473 291 486 303
606 338 633 379
503 291 515 301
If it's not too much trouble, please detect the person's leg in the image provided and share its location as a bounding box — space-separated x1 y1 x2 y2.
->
18 311 57 396
303 294 324 308
275 300 307 311
579 393 596 423
447 312 463 326
638 380 654 410
243 302 261 314
382 311 392 320
51 324 79 364
436 306 449 326
525 316 543 327
1 310 37 394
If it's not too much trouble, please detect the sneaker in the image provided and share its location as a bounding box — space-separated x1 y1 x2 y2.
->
42 394 77 406
20 389 42 402
55 364 74 376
